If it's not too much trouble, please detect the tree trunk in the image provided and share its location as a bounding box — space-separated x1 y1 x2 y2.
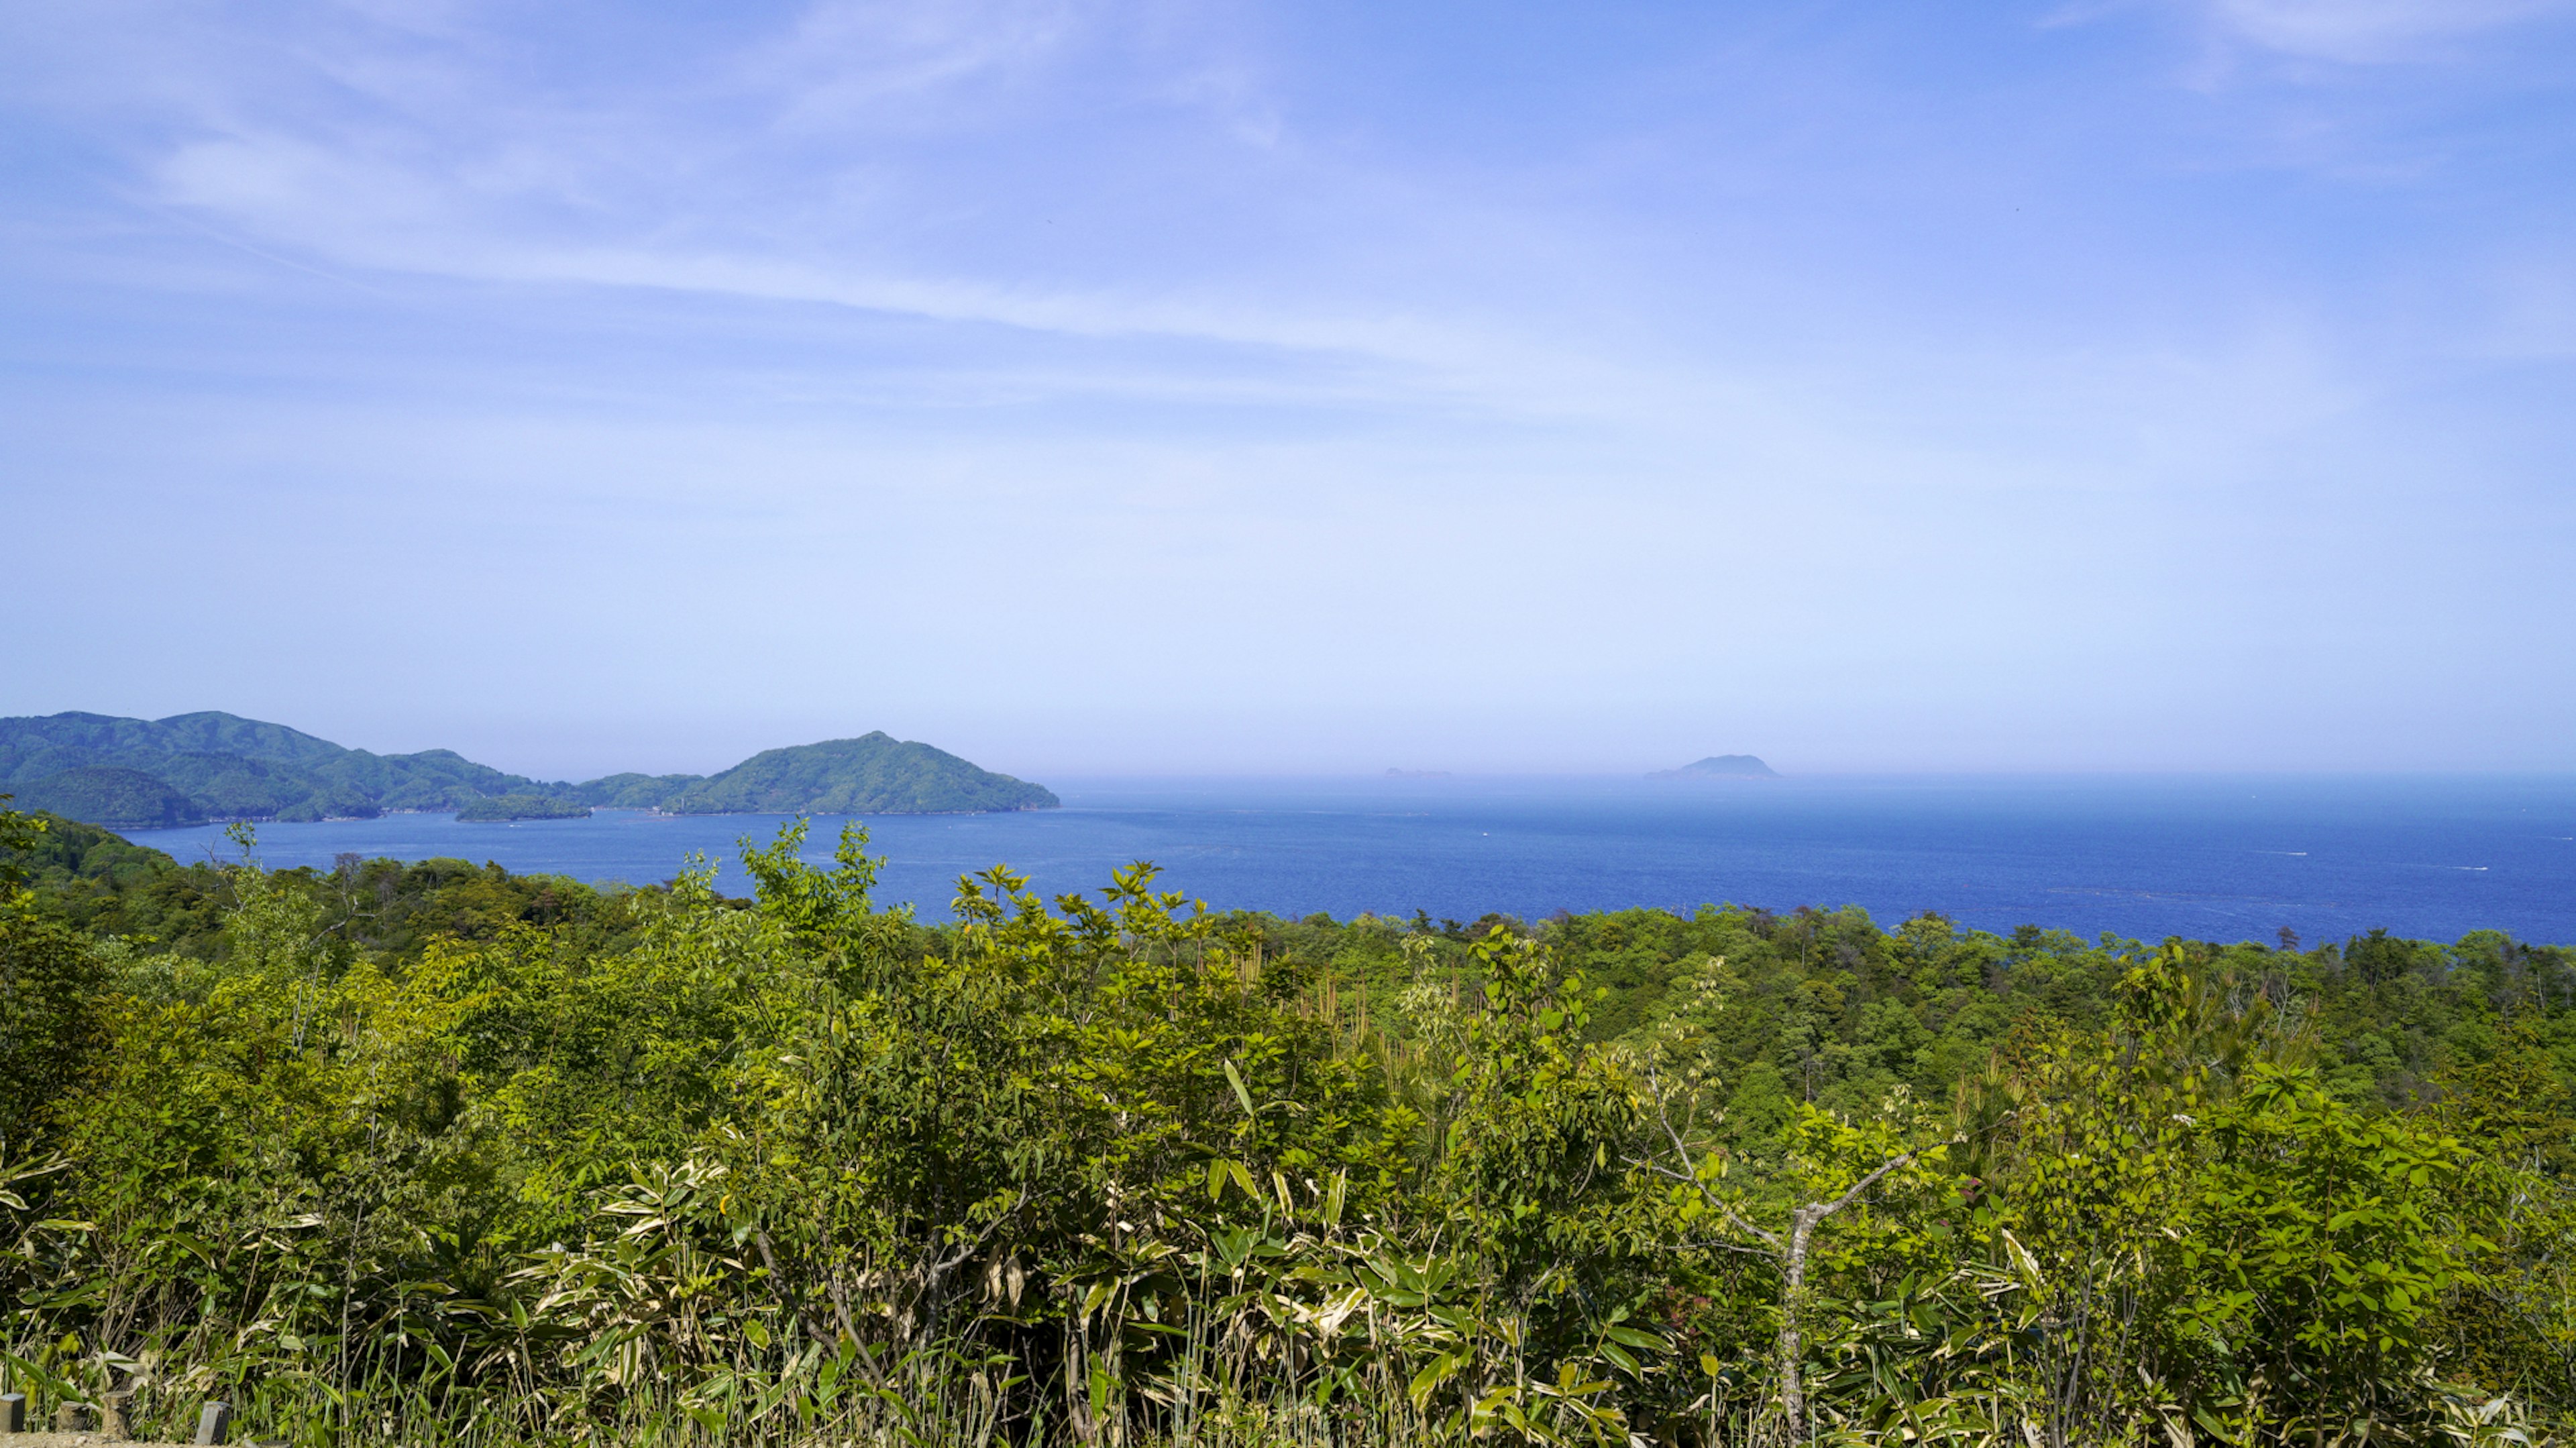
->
1780 1207 1819 1443
1641 1073 1941 1448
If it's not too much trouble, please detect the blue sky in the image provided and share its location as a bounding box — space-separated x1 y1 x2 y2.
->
3 0 2572 780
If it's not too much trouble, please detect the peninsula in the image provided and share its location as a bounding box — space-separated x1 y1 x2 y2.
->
0 711 1057 829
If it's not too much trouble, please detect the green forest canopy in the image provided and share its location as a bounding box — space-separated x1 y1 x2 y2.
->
0 711 1057 827
453 793 594 822
2 807 2569 1446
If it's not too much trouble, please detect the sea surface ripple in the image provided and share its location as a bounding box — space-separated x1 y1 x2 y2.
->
127 774 2576 946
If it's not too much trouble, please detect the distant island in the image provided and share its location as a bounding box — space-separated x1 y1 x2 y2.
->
0 711 1058 829
1385 768 1452 778
1648 754 1781 780
586 733 1059 816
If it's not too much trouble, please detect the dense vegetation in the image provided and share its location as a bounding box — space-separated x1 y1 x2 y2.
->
1 713 1057 827
578 733 1061 815
9 765 203 829
456 794 596 822
1 804 2568 1447
0 711 578 824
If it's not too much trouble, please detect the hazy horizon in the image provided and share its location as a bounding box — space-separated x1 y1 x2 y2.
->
11 703 2576 788
6 1 2573 775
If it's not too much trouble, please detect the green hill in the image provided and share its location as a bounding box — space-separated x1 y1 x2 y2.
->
570 772 707 809
11 766 203 830
0 711 570 823
656 733 1057 815
1 713 1057 827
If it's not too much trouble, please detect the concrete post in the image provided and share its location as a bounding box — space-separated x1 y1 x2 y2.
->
1 1391 24 1433
195 1400 232 1446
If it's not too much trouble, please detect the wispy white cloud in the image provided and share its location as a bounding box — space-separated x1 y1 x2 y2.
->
105 3 2401 468
4 0 2571 768
69 2 1532 396
745 0 1087 129
2201 0 2575 62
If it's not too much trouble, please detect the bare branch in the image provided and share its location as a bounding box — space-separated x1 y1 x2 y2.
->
929 1192 1022 1281
1803 1135 1964 1230
1646 1069 1782 1251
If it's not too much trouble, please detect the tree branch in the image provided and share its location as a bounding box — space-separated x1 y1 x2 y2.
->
1801 1135 1962 1229
1646 1070 1782 1251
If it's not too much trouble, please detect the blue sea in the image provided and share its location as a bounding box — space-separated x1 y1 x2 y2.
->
126 775 2576 947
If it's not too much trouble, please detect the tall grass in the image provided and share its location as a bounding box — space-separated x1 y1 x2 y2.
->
3 820 2567 1447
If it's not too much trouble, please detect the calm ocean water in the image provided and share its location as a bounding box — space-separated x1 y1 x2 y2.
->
126 775 2576 946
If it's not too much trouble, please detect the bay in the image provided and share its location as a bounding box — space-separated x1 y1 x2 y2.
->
124 774 2576 945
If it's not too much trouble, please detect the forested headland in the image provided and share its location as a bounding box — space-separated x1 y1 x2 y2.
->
2 803 2569 1447
455 794 595 822
0 711 1056 827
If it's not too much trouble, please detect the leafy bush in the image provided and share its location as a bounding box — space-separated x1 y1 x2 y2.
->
0 804 2567 1446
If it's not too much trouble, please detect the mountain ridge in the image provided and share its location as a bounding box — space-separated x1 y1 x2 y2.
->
0 711 1057 829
